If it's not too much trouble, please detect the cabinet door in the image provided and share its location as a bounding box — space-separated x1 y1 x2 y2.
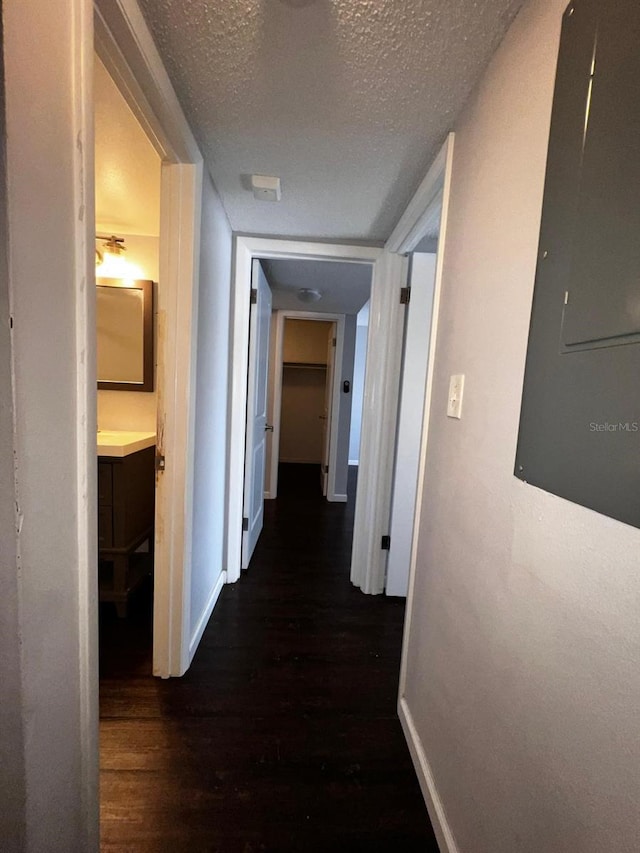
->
98 462 112 506
98 505 113 549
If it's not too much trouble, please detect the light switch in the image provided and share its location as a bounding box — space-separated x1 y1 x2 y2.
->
447 374 465 419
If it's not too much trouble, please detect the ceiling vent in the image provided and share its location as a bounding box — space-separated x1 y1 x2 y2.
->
251 174 281 202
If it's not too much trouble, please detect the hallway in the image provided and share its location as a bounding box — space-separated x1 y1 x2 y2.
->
100 464 437 851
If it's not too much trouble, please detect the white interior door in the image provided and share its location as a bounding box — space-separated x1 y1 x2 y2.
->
242 261 272 569
321 323 336 496
386 252 437 596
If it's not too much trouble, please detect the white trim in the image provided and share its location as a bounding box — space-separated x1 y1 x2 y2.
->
94 2 200 163
390 135 456 850
228 237 391 588
331 494 348 503
386 134 454 255
267 309 345 503
350 250 408 594
348 459 359 466
94 0 204 678
398 133 454 693
188 570 227 662
75 1 99 843
398 698 460 853
155 162 203 677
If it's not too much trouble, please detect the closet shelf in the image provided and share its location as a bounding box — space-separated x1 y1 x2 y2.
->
283 361 327 370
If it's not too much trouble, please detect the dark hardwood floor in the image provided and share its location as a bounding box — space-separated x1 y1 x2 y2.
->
99 464 438 852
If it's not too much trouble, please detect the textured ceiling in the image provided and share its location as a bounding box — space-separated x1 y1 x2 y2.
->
94 55 161 236
138 0 524 241
262 259 372 314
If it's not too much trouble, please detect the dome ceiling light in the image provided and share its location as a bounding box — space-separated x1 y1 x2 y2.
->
297 288 322 303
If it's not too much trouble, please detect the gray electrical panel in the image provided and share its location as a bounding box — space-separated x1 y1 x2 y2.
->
515 0 640 528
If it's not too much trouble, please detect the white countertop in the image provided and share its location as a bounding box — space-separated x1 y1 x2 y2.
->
97 430 156 458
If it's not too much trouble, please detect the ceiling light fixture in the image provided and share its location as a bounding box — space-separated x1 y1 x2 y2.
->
297 288 322 303
95 234 143 280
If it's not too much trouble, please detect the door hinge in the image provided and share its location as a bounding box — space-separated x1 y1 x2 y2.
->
323 464 329 474
400 287 410 305
242 516 249 531
155 454 166 472
250 288 257 304
332 337 336 347
381 534 391 551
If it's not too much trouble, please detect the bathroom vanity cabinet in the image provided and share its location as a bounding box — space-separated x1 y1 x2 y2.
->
97 431 156 616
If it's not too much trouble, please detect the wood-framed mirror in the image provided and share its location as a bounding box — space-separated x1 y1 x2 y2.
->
96 278 154 392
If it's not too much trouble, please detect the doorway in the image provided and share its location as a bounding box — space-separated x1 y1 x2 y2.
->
229 239 407 591
240 255 374 573
95 0 205 679
279 318 335 491
94 52 160 672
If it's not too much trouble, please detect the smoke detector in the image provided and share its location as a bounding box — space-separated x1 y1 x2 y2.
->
251 174 281 202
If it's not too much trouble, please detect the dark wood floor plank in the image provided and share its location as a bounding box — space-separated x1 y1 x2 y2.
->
99 464 437 851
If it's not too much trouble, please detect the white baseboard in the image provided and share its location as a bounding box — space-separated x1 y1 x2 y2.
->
348 459 359 466
398 696 460 853
188 570 226 663
328 493 347 503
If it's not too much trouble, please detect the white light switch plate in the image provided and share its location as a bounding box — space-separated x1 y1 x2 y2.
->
447 374 465 419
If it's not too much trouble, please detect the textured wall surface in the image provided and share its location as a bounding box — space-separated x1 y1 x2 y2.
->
94 55 161 237
403 0 640 850
3 0 98 847
138 0 525 240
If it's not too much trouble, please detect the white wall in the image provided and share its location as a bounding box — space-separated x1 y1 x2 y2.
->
2 0 98 850
97 234 159 431
348 317 368 464
333 313 356 498
402 2 640 852
189 171 232 643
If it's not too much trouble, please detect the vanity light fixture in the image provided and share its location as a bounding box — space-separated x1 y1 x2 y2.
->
297 288 322 303
95 234 126 266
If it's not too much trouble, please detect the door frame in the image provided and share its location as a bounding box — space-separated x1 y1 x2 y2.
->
95 0 203 677
386 252 438 597
228 237 406 589
267 310 346 502
389 134 458 853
